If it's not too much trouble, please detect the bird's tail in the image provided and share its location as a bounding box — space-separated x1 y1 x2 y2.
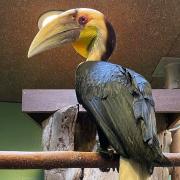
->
119 158 150 180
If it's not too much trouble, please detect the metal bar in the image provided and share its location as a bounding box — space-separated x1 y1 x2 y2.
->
22 89 180 113
0 151 179 169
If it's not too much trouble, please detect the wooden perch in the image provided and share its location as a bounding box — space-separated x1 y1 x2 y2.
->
0 151 179 169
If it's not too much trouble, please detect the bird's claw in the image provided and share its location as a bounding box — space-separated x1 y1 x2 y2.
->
97 146 116 159
97 146 118 172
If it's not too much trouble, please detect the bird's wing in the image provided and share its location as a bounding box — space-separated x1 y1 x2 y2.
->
76 61 160 160
127 68 159 146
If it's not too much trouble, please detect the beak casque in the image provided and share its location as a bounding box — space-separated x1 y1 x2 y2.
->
28 9 81 58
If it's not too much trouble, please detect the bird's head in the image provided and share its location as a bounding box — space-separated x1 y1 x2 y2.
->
28 8 116 61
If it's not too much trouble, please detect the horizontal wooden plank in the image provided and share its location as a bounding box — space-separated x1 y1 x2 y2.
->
22 89 81 113
22 89 180 113
152 89 180 113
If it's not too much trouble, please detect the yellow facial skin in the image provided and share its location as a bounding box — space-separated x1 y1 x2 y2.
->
72 26 98 58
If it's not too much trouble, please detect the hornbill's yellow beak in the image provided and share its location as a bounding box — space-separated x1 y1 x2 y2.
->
28 9 81 58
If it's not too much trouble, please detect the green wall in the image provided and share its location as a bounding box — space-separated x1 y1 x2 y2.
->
0 102 43 180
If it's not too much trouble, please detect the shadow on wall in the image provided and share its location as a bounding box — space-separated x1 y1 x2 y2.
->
0 102 43 180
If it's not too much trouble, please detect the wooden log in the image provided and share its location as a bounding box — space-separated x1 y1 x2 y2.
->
42 105 118 180
42 105 82 180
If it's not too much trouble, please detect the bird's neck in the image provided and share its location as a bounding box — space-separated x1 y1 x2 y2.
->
87 20 116 61
72 26 106 61
86 33 106 61
73 21 116 61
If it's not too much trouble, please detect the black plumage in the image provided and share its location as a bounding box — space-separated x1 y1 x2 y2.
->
76 61 167 171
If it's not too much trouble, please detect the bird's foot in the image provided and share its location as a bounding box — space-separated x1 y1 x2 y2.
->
97 146 115 159
97 146 118 172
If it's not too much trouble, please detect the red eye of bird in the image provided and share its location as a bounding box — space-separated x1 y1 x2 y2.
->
78 16 88 25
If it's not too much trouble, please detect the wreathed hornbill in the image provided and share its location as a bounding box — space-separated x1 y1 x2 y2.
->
28 8 169 180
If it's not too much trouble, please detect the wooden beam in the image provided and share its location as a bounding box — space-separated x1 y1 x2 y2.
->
22 89 81 113
152 89 180 113
22 89 180 113
0 151 179 169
